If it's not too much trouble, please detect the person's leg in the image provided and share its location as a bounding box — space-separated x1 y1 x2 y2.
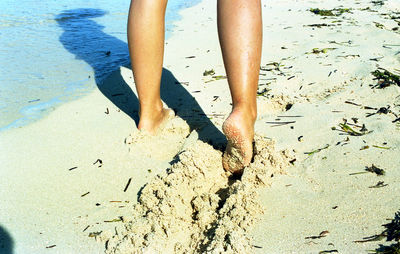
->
217 0 262 174
127 0 174 134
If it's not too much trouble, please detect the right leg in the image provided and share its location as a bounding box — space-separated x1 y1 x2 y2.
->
217 0 263 174
127 0 174 134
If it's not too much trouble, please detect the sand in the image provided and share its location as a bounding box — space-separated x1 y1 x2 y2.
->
1 0 400 253
99 133 291 253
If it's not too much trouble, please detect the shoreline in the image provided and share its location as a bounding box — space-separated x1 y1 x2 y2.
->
0 0 202 134
1 0 400 253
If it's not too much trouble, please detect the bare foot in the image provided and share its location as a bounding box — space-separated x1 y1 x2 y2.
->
222 110 255 175
138 108 175 135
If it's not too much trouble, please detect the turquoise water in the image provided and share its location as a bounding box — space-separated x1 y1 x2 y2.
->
0 0 200 131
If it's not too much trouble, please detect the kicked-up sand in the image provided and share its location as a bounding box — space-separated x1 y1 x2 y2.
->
99 131 292 253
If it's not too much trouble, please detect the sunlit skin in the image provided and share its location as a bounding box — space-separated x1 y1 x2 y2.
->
127 0 262 173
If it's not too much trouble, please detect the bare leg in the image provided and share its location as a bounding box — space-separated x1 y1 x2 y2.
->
218 0 262 174
127 0 174 134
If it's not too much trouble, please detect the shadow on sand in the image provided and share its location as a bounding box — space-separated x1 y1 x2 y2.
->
55 8 225 147
0 225 13 254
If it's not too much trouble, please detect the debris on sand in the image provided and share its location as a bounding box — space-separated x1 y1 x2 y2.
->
309 8 351 17
365 164 386 176
356 211 400 253
203 69 215 76
371 68 400 88
332 119 373 136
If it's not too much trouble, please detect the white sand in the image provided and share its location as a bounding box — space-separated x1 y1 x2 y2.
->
1 0 400 253
99 134 292 253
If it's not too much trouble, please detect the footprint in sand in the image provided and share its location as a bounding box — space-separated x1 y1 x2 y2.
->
125 116 191 162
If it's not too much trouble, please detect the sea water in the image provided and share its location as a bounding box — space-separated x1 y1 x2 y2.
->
0 0 200 131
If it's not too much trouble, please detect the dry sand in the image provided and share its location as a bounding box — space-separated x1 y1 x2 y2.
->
1 0 400 253
99 134 291 254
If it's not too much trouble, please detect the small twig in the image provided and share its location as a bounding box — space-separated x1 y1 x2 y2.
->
305 144 330 155
345 100 362 106
104 217 123 223
266 121 296 126
363 106 378 110
369 56 384 61
305 230 330 239
337 54 359 58
81 192 90 197
123 178 132 192
354 233 386 243
369 181 388 188
349 172 368 176
383 44 400 47
319 250 338 254
372 145 390 150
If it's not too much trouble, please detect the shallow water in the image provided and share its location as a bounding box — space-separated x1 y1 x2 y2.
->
0 0 200 131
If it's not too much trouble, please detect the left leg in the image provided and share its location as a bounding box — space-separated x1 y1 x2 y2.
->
127 0 174 134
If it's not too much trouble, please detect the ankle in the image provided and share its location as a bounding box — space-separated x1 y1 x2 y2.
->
231 104 257 123
139 101 163 120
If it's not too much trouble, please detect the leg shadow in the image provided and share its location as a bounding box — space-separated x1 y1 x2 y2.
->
56 8 225 146
160 69 226 147
56 9 138 122
0 225 14 254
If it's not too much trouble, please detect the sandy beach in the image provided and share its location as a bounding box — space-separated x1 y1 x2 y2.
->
1 0 400 253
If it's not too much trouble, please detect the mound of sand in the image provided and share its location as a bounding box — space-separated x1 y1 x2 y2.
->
96 133 293 253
